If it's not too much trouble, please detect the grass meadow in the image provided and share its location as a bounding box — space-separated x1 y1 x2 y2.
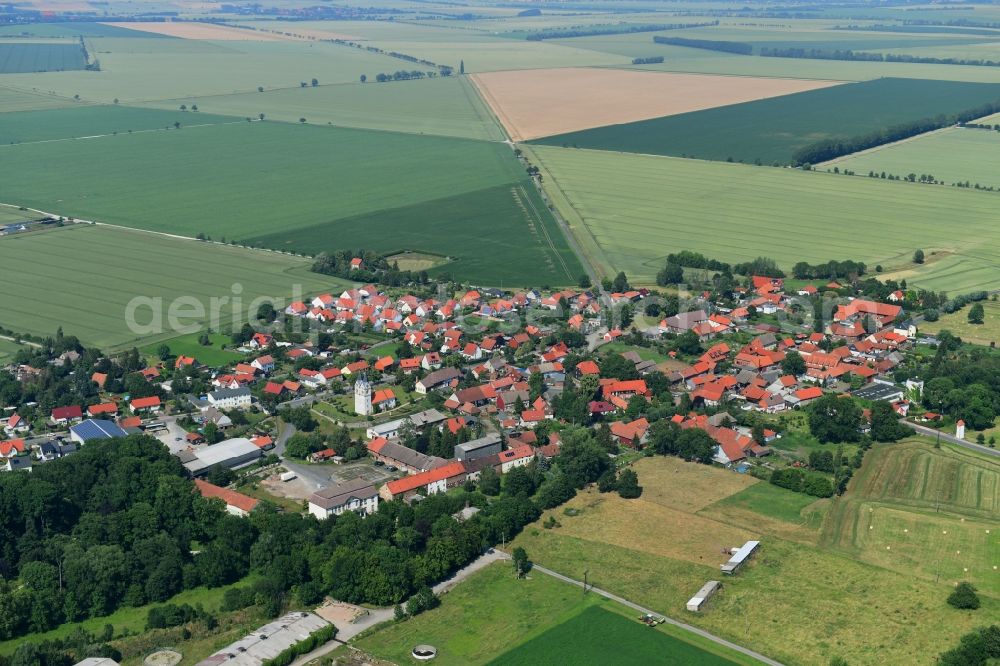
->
0 338 28 363
511 450 998 665
142 76 504 141
826 126 1000 189
140 331 245 367
528 144 1000 290
0 115 579 285
0 42 86 73
0 225 341 349
531 78 1000 164
820 439 1000 596
919 298 1000 346
0 86 82 112
354 562 751 666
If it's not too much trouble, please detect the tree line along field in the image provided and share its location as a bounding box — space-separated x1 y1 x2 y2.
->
825 126 1000 190
0 107 581 286
354 562 752 665
0 86 82 113
531 77 1000 165
508 452 998 666
0 224 341 350
141 76 505 141
821 440 1000 597
526 144 1000 291
0 42 87 73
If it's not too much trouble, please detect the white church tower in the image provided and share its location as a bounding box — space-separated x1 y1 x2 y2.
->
354 373 372 416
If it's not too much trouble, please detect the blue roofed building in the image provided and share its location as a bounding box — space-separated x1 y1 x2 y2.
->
70 419 129 445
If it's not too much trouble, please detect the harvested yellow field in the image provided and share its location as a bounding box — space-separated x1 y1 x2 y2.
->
472 68 842 141
632 456 755 513
550 488 753 566
101 22 292 41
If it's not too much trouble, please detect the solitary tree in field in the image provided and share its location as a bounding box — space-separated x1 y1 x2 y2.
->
459 59 465 75
948 582 981 610
191 104 198 112
299 117 306 124
179 104 187 111
511 547 531 578
913 248 925 264
360 74 367 83
113 98 119 104
969 303 985 325
311 78 319 87
259 113 265 120
173 121 180 129
257 86 264 93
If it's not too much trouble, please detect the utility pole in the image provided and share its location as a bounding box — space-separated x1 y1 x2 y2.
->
583 569 589 595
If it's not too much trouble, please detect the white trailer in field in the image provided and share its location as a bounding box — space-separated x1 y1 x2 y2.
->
686 580 720 612
279 470 297 482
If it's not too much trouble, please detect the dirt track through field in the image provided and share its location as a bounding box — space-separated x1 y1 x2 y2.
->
472 68 843 141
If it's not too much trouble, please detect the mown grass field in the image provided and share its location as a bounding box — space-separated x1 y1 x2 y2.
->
820 439 1000 596
0 104 236 144
826 127 1000 189
528 144 1000 291
0 338 28 363
0 42 86 73
142 76 504 141
512 452 998 665
0 225 341 350
0 113 578 285
489 605 739 666
919 298 1000 346
0 85 81 112
532 78 1000 165
355 562 752 666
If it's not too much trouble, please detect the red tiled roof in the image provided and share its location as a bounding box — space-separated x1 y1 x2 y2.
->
194 479 258 513
385 461 466 495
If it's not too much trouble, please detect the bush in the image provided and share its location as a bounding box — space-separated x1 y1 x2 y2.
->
262 624 338 666
947 582 981 610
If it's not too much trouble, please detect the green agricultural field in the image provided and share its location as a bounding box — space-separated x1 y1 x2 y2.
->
0 104 236 144
825 127 1000 189
820 439 1000 597
532 78 1000 165
0 85 81 112
140 331 245 367
527 144 1000 290
0 225 343 350
1 119 580 285
0 204 42 224
920 298 1000 347
355 562 751 666
0 42 87 73
490 606 739 666
143 76 504 141
0 22 167 38
0 37 404 103
512 458 999 666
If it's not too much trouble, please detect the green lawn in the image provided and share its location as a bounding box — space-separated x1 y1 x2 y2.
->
827 127 1000 189
0 225 343 350
531 78 1000 165
529 144 1000 291
710 482 825 526
0 337 28 363
0 116 580 286
0 574 259 656
142 76 504 141
600 342 671 363
141 332 245 368
489 605 738 666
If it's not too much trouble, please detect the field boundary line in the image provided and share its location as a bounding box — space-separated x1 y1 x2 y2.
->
0 118 250 149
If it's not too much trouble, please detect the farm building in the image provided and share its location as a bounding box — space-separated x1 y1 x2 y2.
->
195 612 330 666
194 479 259 517
182 437 262 476
208 387 252 410
721 540 761 574
686 581 721 612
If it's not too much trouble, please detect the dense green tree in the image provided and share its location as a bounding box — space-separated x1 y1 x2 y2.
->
808 394 862 443
948 582 981 610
